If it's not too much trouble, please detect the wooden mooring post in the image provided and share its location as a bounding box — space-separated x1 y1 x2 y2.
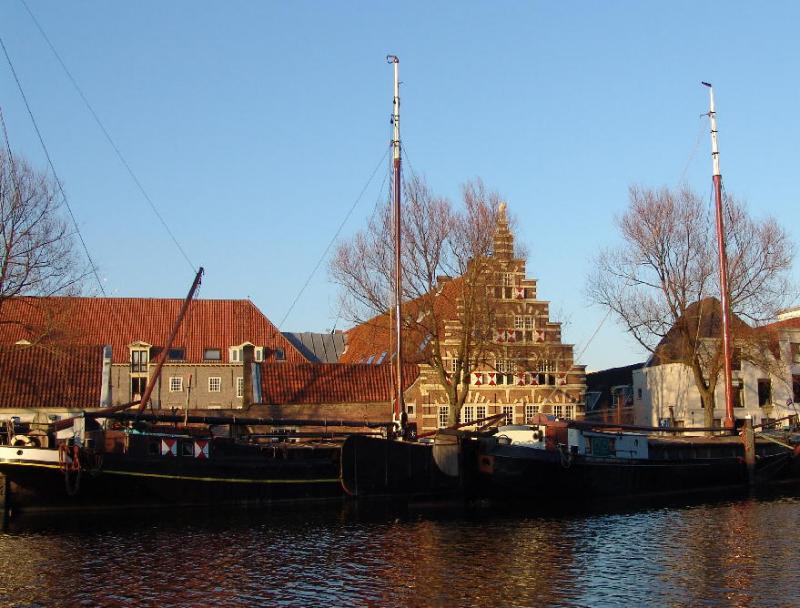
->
741 417 756 486
0 472 8 530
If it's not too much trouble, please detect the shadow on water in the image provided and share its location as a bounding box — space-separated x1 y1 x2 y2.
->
6 482 800 535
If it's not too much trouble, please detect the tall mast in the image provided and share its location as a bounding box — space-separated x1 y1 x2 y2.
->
702 81 735 431
387 54 404 426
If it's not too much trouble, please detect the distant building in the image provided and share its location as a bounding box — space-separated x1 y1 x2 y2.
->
585 363 642 425
282 332 346 363
340 204 586 434
0 297 305 411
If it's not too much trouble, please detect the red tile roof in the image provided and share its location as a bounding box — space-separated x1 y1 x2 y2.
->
0 344 104 409
259 362 419 405
340 277 463 364
0 297 305 364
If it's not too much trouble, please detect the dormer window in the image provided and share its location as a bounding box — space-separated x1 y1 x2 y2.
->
168 348 185 361
229 344 264 362
203 348 221 361
131 348 149 373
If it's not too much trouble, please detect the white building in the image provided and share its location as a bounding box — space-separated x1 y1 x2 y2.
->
633 301 800 428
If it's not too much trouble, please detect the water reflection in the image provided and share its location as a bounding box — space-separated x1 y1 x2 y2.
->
1 489 799 607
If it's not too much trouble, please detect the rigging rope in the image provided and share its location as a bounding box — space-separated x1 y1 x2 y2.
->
0 35 106 296
19 0 196 273
278 146 391 329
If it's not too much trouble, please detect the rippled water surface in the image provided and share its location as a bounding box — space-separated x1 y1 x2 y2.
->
2 490 800 607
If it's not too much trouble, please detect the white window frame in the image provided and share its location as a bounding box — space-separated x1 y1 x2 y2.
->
525 403 540 423
438 405 450 429
514 315 524 330
524 316 534 330
169 377 183 393
208 377 222 392
236 377 244 398
476 405 487 422
564 405 575 420
461 405 475 424
502 272 514 287
502 405 514 424
553 404 564 419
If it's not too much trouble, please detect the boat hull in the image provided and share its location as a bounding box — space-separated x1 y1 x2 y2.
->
472 442 800 500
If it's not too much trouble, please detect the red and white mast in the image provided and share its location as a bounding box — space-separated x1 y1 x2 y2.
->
702 81 735 431
387 54 405 431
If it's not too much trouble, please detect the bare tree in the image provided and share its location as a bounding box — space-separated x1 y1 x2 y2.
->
0 149 87 345
331 177 510 423
587 185 795 427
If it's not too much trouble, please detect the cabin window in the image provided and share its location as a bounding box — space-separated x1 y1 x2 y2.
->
476 405 487 421
169 377 183 392
168 348 185 361
208 377 222 392
131 349 149 373
757 379 771 407
438 406 450 429
525 404 540 423
461 405 475 424
502 405 514 424
236 377 244 398
204 348 221 361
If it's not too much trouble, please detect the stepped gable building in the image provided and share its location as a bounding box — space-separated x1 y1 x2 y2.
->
341 204 586 434
632 298 800 428
0 297 305 412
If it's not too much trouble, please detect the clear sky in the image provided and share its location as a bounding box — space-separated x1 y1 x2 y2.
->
2 1 798 371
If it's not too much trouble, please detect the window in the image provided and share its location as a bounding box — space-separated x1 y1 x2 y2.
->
791 343 800 364
524 316 534 330
450 358 460 373
168 348 185 361
438 405 450 429
525 404 540 423
496 359 514 374
757 379 771 407
131 377 146 399
732 380 743 408
461 405 475 424
236 377 244 398
514 315 524 330
502 405 514 424
732 347 742 371
553 404 564 419
274 348 285 361
502 273 514 287
793 375 800 404
476 405 487 421
637 388 642 400
564 405 575 420
204 348 221 361
254 347 264 362
181 441 194 457
169 377 183 392
208 377 222 392
406 404 415 416
131 349 149 373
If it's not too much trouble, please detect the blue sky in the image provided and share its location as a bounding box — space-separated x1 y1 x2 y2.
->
1 1 798 371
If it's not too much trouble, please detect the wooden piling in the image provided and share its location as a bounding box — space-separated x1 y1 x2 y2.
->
0 472 8 529
741 418 756 485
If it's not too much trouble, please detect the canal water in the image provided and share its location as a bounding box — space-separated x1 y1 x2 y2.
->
1 489 799 607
